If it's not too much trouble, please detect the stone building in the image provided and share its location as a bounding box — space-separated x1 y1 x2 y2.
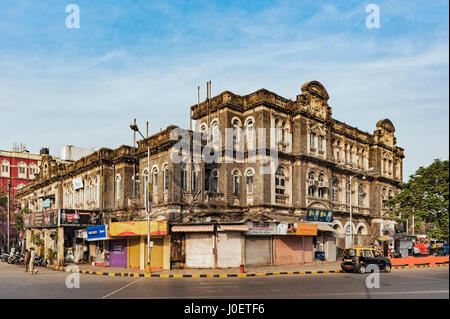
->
133 80 404 265
17 145 140 265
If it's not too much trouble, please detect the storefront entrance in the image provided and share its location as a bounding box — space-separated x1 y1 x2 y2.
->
245 236 271 266
109 239 127 268
128 237 140 269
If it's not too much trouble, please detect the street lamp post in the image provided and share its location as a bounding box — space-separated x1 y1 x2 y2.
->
130 121 152 273
7 180 10 252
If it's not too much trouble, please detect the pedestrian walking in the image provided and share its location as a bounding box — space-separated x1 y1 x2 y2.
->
29 248 38 275
24 249 30 272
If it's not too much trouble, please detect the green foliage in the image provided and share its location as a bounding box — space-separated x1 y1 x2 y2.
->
13 207 30 233
387 159 449 239
31 233 44 247
47 248 57 263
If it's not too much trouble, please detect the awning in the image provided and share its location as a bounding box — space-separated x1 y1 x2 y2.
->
378 235 394 241
108 221 167 236
217 224 249 232
316 223 337 234
171 225 214 232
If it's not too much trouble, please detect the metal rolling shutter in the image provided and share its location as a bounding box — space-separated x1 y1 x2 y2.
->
245 236 271 266
186 233 214 268
217 232 242 268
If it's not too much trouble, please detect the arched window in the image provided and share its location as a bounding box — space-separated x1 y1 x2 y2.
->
152 167 158 194
232 170 240 195
318 173 325 198
200 123 207 135
246 169 254 194
68 186 73 206
210 169 218 193
232 118 242 146
332 179 339 202
143 169 149 194
382 188 387 208
275 166 285 195
181 163 188 191
116 175 121 199
318 135 323 150
345 181 350 204
163 165 169 190
308 171 315 197
191 165 198 192
1 160 10 177
18 162 27 179
358 184 364 206
28 164 38 179
281 121 286 143
245 118 254 148
388 190 392 199
310 133 316 149
211 120 219 144
275 118 280 142
94 177 99 204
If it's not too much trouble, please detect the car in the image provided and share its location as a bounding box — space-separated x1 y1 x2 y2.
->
341 247 392 274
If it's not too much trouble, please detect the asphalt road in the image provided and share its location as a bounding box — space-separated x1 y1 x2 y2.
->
0 262 448 299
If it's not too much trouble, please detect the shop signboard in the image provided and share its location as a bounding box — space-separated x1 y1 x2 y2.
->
43 209 58 227
43 198 51 208
306 208 334 223
246 222 277 235
108 221 167 236
59 209 97 227
296 223 318 236
72 177 84 190
23 209 58 228
87 225 109 241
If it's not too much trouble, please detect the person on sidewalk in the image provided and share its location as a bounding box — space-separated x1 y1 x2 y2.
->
29 248 38 275
24 249 30 272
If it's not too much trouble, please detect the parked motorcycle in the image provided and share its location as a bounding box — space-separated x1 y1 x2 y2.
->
34 255 47 267
7 253 24 264
0 252 10 262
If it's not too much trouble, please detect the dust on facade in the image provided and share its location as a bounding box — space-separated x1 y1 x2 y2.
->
16 80 405 270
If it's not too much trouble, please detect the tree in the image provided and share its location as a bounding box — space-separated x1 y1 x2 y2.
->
387 159 449 239
14 206 30 233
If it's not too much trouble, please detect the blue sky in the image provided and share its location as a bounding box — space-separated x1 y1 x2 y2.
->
0 0 448 180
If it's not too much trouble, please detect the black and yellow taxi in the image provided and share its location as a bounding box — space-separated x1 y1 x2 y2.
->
341 247 392 274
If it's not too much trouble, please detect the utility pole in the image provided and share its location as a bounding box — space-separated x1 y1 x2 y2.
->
7 180 10 252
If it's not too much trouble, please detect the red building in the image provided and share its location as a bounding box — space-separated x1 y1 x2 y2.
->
0 147 48 249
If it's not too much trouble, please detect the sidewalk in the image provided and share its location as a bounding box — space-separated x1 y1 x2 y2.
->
50 260 343 278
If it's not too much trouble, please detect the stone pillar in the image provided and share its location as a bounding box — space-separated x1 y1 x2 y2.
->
57 227 64 265
44 229 51 259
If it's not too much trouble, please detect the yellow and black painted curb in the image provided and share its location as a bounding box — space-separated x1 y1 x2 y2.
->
46 262 448 278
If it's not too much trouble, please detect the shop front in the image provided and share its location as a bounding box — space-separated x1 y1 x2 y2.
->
273 223 316 266
108 220 169 270
59 209 99 264
216 224 248 268
87 225 110 266
306 208 337 262
171 224 215 268
245 222 276 267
